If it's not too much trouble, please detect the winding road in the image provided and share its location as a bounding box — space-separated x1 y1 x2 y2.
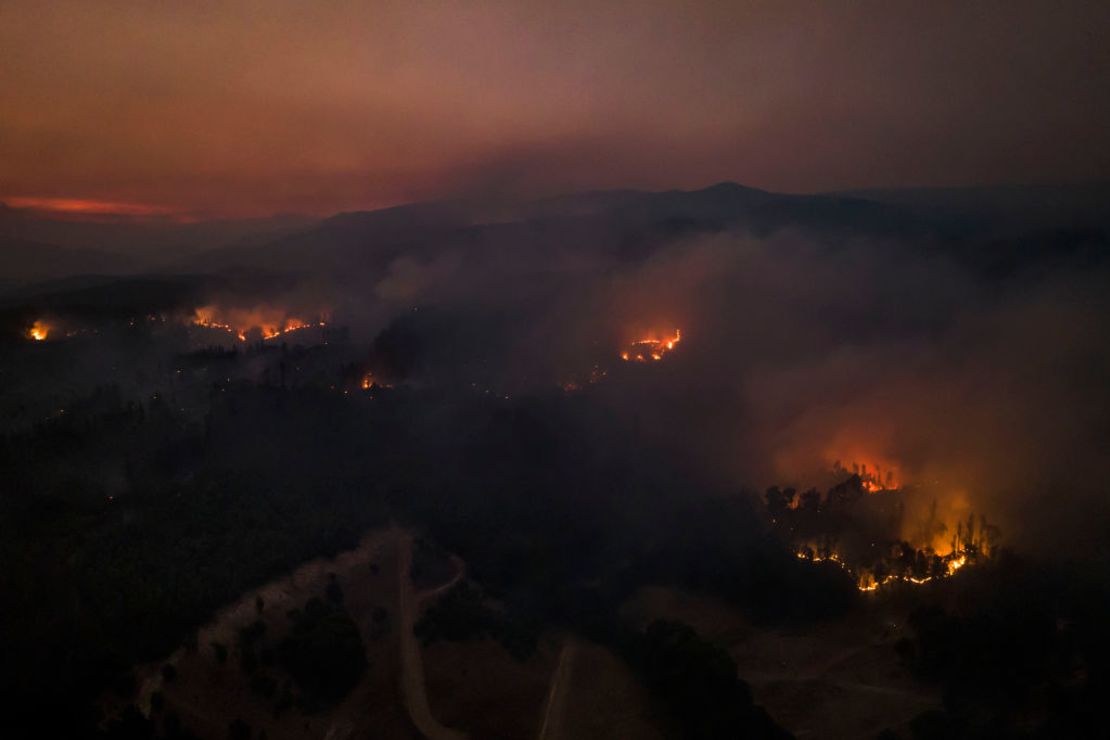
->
396 529 468 740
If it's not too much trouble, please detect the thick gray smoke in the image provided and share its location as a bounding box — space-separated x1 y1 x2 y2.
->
356 219 1110 555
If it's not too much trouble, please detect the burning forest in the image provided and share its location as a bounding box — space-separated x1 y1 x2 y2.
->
2 3 1109 737
768 464 998 593
3 186 1108 740
189 304 328 343
619 329 682 362
1 74 1108 740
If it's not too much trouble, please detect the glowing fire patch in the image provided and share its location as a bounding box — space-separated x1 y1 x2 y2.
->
620 329 681 362
832 460 898 492
27 320 49 341
796 544 977 593
190 305 326 342
779 467 994 593
945 554 968 576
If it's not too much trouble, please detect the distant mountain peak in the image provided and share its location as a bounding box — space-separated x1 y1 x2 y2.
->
699 181 770 195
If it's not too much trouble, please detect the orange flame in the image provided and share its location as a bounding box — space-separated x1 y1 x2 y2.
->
785 461 993 592
833 460 898 493
795 543 976 593
190 305 326 342
27 320 49 341
620 329 681 362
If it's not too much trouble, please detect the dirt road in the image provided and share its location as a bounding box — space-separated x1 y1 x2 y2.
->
396 529 468 740
535 638 576 740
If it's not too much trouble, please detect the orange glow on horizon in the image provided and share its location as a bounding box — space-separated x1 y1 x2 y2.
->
4 196 184 220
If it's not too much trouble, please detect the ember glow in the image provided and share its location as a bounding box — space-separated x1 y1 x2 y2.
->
561 365 607 393
27 320 49 341
620 329 681 362
833 460 898 493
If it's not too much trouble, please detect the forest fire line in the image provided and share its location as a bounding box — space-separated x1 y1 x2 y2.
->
794 542 976 592
769 464 995 593
190 305 327 342
620 329 681 362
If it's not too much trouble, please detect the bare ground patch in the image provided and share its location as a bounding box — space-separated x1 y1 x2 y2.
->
122 529 418 740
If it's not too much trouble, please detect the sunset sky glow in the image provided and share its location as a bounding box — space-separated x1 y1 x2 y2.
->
2 1 1108 218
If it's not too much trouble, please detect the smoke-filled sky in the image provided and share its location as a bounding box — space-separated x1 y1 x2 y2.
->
2 1 1109 218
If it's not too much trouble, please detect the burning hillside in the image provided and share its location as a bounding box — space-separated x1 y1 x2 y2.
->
795 530 985 592
768 465 997 592
556 329 680 391
190 305 327 343
620 329 681 362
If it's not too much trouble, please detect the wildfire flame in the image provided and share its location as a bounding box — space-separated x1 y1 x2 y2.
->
620 329 681 362
946 554 968 575
190 305 326 342
780 462 994 593
833 460 898 493
27 320 49 341
795 544 977 593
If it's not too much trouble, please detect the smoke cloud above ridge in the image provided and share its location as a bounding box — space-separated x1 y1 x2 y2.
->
349 216 1110 554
